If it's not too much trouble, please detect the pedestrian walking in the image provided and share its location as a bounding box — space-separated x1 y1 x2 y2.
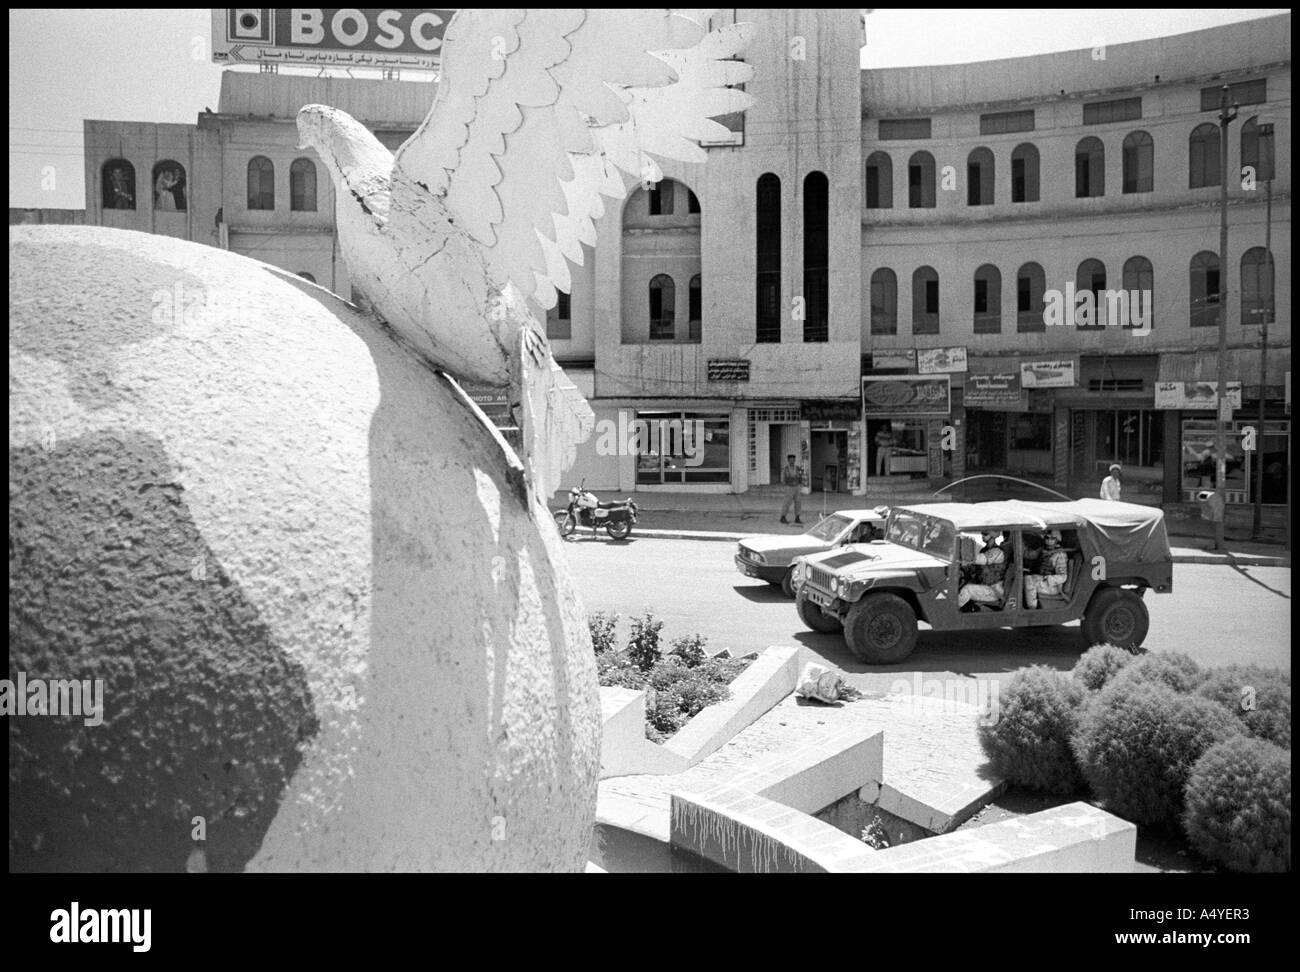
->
779 454 803 524
1100 463 1122 501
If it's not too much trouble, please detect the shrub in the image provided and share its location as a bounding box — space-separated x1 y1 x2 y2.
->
626 611 664 672
595 650 646 690
1183 736 1291 873
587 612 619 655
1072 644 1136 692
647 689 687 735
977 666 1087 795
1072 680 1243 826
669 633 708 668
1195 665 1292 749
1108 651 1207 695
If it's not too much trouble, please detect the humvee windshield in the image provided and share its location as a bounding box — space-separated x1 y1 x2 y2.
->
806 513 853 542
886 511 955 559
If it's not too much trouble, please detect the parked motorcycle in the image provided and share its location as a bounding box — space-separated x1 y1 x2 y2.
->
555 481 639 540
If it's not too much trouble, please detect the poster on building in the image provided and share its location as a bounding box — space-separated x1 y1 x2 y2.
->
1154 380 1243 410
1021 359 1078 388
872 349 916 371
211 9 456 69
917 346 968 374
964 373 1025 410
862 375 950 416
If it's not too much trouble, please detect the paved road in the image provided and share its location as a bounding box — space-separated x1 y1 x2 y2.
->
560 535 1291 693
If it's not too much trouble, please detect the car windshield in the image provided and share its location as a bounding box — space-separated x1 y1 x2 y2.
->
886 511 955 559
806 513 852 542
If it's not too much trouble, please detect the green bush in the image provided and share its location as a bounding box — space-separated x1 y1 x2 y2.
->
587 612 619 655
977 666 1087 795
1072 680 1243 826
1183 735 1291 873
1072 644 1136 692
626 611 664 672
647 689 688 735
669 633 708 668
1195 665 1292 749
595 650 646 690
1108 651 1207 695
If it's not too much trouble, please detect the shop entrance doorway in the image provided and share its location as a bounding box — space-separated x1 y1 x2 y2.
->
810 429 849 492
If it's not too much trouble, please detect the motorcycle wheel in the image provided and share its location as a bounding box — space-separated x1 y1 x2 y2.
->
555 511 576 538
605 520 632 540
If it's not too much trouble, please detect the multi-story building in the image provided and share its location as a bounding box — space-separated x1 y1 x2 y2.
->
81 10 1291 507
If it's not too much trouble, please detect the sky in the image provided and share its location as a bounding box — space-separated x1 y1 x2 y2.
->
8 8 1289 209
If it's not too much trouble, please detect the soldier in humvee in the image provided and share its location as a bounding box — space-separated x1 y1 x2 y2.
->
957 530 1007 609
1024 529 1068 608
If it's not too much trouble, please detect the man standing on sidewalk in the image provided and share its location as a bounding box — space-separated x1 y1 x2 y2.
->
1100 463 1122 501
780 454 803 525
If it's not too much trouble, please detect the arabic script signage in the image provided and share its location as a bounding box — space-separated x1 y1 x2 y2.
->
861 375 951 416
211 9 456 69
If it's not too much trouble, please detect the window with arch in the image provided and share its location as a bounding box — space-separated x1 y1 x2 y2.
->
1011 143 1039 203
1016 262 1046 332
1076 258 1107 328
1122 256 1154 330
1189 251 1220 328
649 178 676 215
247 156 275 210
865 151 892 209
290 158 317 212
908 151 935 208
151 160 187 212
1188 124 1220 188
870 268 897 335
687 189 701 214
649 274 676 340
803 171 829 342
1241 247 1274 326
1075 137 1104 198
1241 116 1276 182
967 147 994 206
297 272 316 283
912 266 939 334
102 159 136 210
547 290 571 340
973 264 1001 333
688 275 702 342
1122 131 1153 193
755 173 781 343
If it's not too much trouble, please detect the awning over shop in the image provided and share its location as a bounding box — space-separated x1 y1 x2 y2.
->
1158 347 1291 393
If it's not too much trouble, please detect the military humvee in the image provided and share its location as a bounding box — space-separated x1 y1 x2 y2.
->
793 499 1173 664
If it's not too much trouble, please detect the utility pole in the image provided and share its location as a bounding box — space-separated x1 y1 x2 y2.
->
1213 86 1237 552
1252 120 1274 540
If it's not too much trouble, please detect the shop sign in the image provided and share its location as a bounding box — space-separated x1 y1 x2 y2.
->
707 358 750 382
801 399 860 422
461 383 513 427
862 375 951 416
870 349 916 371
211 9 455 69
964 372 1024 409
1154 380 1243 410
1021 359 1077 388
917 346 968 374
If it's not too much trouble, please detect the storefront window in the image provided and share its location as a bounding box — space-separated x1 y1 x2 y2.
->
1094 409 1162 468
635 411 730 484
1179 419 1284 501
1011 413 1052 451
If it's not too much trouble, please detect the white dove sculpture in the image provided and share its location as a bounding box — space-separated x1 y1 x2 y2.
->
297 9 755 500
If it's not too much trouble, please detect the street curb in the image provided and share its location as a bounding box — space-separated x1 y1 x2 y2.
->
618 528 1290 568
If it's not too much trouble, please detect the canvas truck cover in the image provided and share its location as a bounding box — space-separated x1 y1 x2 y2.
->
1006 499 1172 565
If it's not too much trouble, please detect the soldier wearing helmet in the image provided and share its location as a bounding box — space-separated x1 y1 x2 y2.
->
1024 529 1069 608
957 529 1007 609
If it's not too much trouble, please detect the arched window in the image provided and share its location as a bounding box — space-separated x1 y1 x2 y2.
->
151 160 187 212
912 266 939 334
1241 116 1275 182
865 151 892 209
1241 247 1274 326
1122 131 1153 193
1016 262 1046 332
1010 143 1039 203
1188 124 1220 189
803 171 829 342
1075 137 1104 198
290 158 317 212
688 275 702 342
870 268 897 335
649 178 675 215
1122 256 1154 330
967 147 995 206
297 272 316 283
687 189 701 214
756 173 781 343
908 151 936 208
101 159 136 210
247 156 275 210
1189 251 1221 328
1076 258 1107 328
973 264 1001 333
649 274 676 340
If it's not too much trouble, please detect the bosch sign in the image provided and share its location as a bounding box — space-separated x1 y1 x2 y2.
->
212 9 457 69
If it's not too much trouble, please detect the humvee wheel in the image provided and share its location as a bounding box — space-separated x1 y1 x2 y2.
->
780 566 797 598
1080 587 1149 649
844 593 918 664
797 589 842 633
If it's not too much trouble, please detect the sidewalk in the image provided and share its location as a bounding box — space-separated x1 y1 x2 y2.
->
555 490 1290 567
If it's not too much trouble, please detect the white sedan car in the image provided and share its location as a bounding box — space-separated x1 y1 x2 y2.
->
734 508 889 597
